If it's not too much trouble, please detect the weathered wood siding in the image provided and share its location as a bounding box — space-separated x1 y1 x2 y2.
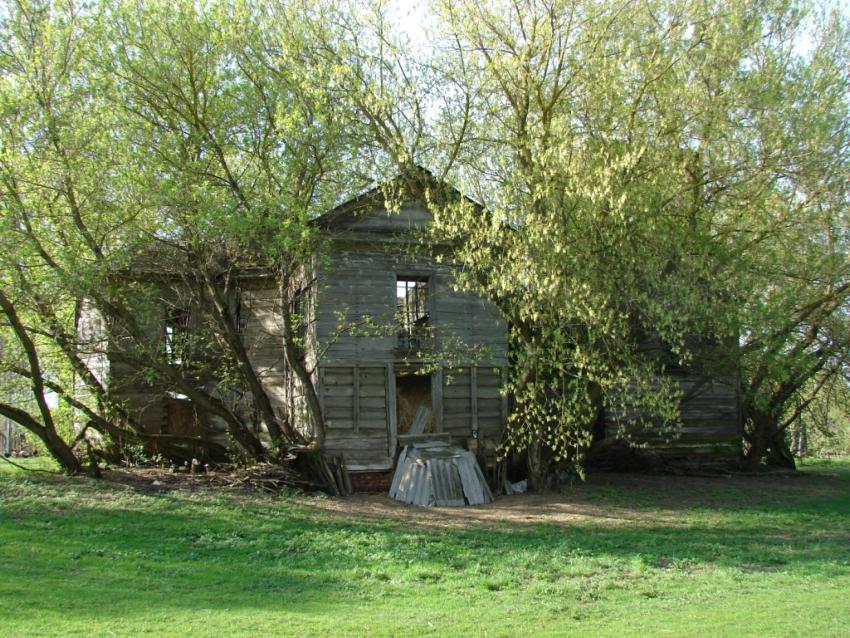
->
312 203 510 467
320 365 393 468
237 272 323 441
442 366 505 445
315 257 508 366
78 298 169 434
240 284 296 435
76 300 110 387
605 373 741 456
77 202 511 466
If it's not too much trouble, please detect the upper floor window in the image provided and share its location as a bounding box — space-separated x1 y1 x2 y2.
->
396 276 428 350
164 308 190 366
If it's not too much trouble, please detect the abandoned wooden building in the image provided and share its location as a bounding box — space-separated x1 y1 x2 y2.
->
304 195 510 471
78 175 742 484
78 180 509 476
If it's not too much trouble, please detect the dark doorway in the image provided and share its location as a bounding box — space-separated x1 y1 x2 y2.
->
396 371 434 434
165 397 202 436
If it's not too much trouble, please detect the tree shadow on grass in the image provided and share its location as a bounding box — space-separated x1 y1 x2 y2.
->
1 468 849 628
3 467 850 633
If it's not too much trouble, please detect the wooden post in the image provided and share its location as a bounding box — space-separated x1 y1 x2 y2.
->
386 362 397 456
432 367 444 432
500 367 509 433
470 366 479 438
317 367 325 416
353 364 360 433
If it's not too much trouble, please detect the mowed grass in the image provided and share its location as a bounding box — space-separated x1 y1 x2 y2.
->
1 458 848 637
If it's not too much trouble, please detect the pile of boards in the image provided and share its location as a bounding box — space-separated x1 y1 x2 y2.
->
389 443 494 506
388 407 493 507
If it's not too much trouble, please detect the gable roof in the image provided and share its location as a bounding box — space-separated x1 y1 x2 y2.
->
313 165 473 231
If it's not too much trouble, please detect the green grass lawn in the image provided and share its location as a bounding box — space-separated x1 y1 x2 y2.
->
1 457 848 637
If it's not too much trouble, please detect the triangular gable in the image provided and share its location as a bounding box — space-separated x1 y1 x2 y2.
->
313 165 470 236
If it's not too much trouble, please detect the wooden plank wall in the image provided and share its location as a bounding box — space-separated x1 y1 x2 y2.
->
442 367 472 439
310 203 511 466
322 365 392 469
315 248 508 367
605 373 741 456
76 300 110 387
86 203 513 465
78 300 171 434
441 367 504 445
240 286 293 431
317 362 508 467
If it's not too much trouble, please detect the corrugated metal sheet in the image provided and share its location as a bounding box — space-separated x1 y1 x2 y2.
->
388 446 409 496
388 443 493 507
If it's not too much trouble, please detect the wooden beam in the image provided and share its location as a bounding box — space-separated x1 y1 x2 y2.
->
386 362 397 456
353 364 360 433
317 367 325 415
500 367 509 434
470 366 479 438
432 366 444 432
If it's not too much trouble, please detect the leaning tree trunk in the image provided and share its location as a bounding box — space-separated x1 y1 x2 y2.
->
0 403 82 475
197 267 303 448
0 289 83 475
279 271 326 449
278 270 351 495
38 427 84 475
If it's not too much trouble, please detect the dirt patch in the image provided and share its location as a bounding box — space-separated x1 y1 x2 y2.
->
294 468 848 530
98 464 847 530
296 491 662 531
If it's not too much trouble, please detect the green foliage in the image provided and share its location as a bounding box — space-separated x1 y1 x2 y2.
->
0 0 375 463
1 0 848 474
788 377 850 457
417 0 849 473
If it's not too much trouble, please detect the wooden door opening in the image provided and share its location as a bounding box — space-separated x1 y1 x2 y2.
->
396 371 435 434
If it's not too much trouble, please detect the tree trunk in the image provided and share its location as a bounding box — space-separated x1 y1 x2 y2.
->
198 267 302 447
279 270 326 448
765 432 796 469
745 411 796 471
527 436 549 492
0 403 82 475
39 428 83 475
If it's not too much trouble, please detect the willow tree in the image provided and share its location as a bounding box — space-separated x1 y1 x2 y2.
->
413 0 850 478
0 0 239 471
0 0 367 476
0 0 144 473
731 6 850 467
99 0 366 459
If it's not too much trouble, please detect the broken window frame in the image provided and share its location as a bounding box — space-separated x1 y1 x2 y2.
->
164 307 191 366
396 276 429 350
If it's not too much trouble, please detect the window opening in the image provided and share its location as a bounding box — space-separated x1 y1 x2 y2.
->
164 308 190 366
396 276 428 350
